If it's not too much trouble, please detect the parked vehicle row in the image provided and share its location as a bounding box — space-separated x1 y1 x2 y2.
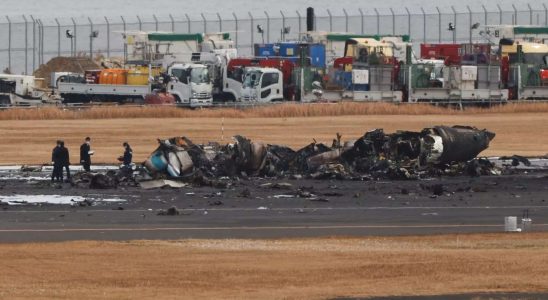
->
2 25 548 107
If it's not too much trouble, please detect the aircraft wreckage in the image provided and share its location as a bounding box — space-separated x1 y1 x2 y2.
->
142 125 495 180
72 125 497 189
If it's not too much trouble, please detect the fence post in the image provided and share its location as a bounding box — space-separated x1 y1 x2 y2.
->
71 18 78 56
249 12 254 50
120 16 126 33
201 13 206 33
104 16 110 58
467 5 472 44
41 19 45 64
136 15 142 31
436 7 441 43
217 13 222 32
169 14 175 32
88 17 94 60
544 3 548 26
343 9 349 33
37 19 41 65
451 6 457 43
233 12 238 47
55 18 61 57
528 3 533 25
71 18 77 57
420 7 426 43
31 15 36 71
404 7 410 37
359 9 364 34
482 5 488 27
512 4 517 25
264 11 270 43
497 4 503 25
280 10 285 41
296 10 302 37
120 16 126 62
374 8 380 35
35 19 42 65
390 8 395 35
6 16 11 71
23 15 28 74
326 9 333 32
38 19 44 65
153 14 158 32
185 14 191 33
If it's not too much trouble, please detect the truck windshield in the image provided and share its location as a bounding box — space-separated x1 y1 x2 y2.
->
190 67 210 84
242 71 262 88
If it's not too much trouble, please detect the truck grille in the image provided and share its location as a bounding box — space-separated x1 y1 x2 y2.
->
194 93 210 99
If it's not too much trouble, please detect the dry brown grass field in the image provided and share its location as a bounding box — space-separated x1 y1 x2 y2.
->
1 233 548 299
0 110 546 164
2 102 548 120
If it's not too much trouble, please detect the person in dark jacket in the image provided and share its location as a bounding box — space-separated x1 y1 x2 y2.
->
60 141 71 181
51 140 63 182
118 142 133 167
80 137 93 172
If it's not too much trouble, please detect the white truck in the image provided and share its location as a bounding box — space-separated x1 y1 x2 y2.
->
167 63 213 107
240 67 284 102
0 74 50 106
57 65 213 107
57 81 151 104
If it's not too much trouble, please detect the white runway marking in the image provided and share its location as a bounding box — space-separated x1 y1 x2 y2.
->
2 205 548 213
1 224 548 233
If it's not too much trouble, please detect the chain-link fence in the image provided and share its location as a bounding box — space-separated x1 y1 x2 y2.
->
1 3 548 75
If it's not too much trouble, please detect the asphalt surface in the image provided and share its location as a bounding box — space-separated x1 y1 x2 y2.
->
1 165 548 242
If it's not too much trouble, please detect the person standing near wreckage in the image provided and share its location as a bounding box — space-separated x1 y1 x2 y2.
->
80 137 93 172
60 141 71 182
51 140 63 182
119 142 133 169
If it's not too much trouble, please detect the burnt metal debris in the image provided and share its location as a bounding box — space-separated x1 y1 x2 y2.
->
136 125 497 185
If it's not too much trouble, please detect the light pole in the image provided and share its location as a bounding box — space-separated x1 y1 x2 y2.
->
470 23 480 44
281 26 290 42
257 25 264 44
66 30 74 56
448 22 455 43
89 30 99 60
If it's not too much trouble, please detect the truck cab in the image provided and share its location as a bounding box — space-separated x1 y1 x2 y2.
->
240 68 284 102
220 66 244 101
167 63 213 107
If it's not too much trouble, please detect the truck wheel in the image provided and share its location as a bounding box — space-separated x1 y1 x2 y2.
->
224 92 236 102
172 95 182 104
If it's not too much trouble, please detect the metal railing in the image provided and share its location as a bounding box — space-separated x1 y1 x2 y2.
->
1 2 548 75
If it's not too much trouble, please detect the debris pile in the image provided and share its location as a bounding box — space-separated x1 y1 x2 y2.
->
139 125 497 185
72 169 138 189
33 57 100 87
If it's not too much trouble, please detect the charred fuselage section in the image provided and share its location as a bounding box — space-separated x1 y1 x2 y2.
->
140 125 496 182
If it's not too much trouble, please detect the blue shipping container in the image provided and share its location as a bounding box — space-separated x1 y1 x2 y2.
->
280 43 300 57
334 71 369 91
309 44 326 68
254 43 326 68
254 44 275 57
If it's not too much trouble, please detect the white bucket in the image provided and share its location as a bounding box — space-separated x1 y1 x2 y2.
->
504 216 518 232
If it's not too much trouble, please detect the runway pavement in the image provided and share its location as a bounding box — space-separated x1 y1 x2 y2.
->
2 201 548 242
1 166 547 242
